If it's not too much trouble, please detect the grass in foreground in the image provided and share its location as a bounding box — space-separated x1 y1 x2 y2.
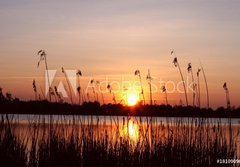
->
0 116 237 167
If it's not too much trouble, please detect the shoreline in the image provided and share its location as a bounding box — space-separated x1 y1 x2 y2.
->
1 100 240 118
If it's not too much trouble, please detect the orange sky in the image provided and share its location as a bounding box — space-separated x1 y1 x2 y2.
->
0 0 240 108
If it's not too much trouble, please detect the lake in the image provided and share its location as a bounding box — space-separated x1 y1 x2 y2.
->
1 114 240 166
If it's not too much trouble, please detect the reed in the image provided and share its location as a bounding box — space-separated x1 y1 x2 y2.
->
135 70 145 105
96 80 105 105
49 87 57 102
187 63 196 107
0 115 237 167
161 84 168 105
123 86 128 105
172 51 188 106
32 80 38 101
62 67 73 104
200 62 210 109
90 79 98 102
197 68 201 108
37 50 51 102
76 70 82 105
107 83 116 104
54 86 62 103
146 69 153 105
223 82 231 111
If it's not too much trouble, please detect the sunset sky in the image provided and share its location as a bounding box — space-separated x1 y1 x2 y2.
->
0 0 240 108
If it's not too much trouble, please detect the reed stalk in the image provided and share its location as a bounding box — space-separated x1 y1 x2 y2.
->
135 70 146 105
172 51 188 106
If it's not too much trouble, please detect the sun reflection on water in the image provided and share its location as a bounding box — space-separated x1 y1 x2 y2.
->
121 118 139 142
128 120 138 141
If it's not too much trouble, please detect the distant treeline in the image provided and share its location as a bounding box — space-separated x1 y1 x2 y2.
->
0 99 240 118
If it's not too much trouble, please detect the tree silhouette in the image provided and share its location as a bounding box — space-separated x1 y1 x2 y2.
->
135 70 145 105
6 92 12 101
0 87 5 102
172 51 188 106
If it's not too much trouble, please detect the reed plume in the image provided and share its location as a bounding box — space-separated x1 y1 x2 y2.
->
200 62 210 109
37 50 51 102
96 80 104 105
161 84 168 105
107 83 116 104
197 68 201 108
32 80 38 100
187 63 196 106
62 67 73 104
172 50 188 106
135 70 145 105
90 79 98 102
223 82 231 111
54 86 62 103
146 69 153 105
76 70 82 105
49 87 57 102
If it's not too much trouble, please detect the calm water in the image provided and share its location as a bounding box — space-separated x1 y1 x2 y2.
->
7 114 240 125
3 114 240 157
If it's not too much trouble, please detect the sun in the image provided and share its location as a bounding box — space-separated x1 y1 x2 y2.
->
127 93 139 106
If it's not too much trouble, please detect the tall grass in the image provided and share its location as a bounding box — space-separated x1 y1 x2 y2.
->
37 50 51 102
200 62 210 109
32 80 38 101
223 82 231 111
54 86 63 103
96 80 105 105
0 115 237 167
146 69 153 105
135 70 146 105
187 63 196 107
161 84 168 105
90 79 98 102
107 83 116 104
172 51 188 106
62 67 74 104
76 70 82 105
197 68 201 108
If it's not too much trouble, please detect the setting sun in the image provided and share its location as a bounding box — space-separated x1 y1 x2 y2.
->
127 93 139 106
